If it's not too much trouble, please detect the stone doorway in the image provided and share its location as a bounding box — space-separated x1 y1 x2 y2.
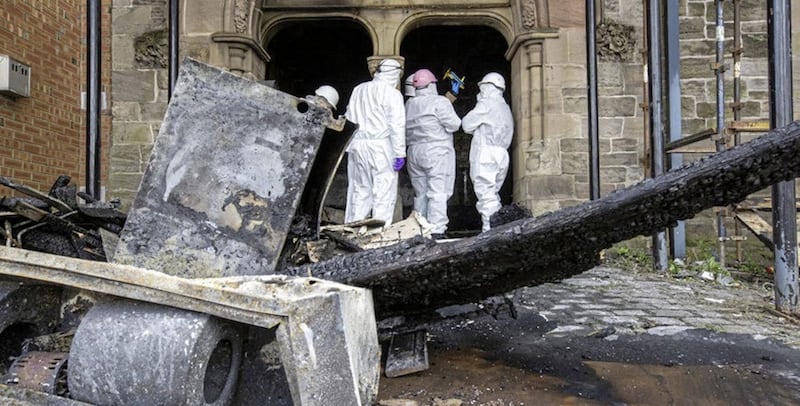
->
400 25 512 234
265 20 373 223
265 20 373 109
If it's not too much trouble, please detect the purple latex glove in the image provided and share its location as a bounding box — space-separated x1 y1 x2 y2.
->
392 157 405 171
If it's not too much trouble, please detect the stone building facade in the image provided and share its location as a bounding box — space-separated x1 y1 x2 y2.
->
104 1 800 235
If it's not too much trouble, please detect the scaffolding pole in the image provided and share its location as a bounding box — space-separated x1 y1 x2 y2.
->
586 0 601 200
732 0 744 263
713 0 728 267
767 0 798 314
168 0 180 100
86 0 102 201
665 0 685 259
646 0 668 271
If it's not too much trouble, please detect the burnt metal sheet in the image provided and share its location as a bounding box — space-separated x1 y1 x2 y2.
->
296 120 355 236
114 58 332 277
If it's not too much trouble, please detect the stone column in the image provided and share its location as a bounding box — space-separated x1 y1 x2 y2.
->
506 31 559 211
210 33 270 79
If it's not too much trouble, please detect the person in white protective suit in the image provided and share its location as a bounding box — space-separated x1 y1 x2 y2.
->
405 68 461 236
343 58 406 226
461 72 513 232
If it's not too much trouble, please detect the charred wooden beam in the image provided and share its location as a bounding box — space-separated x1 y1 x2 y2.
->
288 121 800 318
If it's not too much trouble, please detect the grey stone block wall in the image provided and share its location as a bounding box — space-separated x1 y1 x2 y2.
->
109 1 169 209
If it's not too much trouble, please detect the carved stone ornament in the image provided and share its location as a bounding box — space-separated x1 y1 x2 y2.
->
234 0 249 34
134 29 168 69
596 19 636 62
521 0 538 29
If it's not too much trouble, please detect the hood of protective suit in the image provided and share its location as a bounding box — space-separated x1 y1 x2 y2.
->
415 83 437 97
375 68 402 89
478 82 503 101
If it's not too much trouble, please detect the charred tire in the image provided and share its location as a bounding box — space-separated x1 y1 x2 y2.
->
68 299 243 406
0 282 62 372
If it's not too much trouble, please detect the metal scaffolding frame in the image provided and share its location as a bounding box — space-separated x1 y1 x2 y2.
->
605 0 798 312
645 0 668 271
767 0 798 313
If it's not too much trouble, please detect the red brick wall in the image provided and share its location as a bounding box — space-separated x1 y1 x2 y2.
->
0 1 111 194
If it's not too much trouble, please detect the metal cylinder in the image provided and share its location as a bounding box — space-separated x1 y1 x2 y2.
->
68 299 243 406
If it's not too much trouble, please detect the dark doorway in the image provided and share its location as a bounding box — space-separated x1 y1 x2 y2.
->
266 20 372 111
400 25 512 234
266 20 372 223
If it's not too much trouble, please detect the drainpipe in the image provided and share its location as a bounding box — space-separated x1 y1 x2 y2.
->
86 0 101 200
713 0 728 267
586 0 600 200
767 0 798 313
640 0 651 178
732 0 743 263
168 0 180 100
646 0 668 271
665 0 685 259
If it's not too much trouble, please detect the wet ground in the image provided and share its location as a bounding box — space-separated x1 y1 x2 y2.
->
377 266 800 405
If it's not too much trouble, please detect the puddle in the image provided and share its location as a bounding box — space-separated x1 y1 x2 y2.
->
378 348 603 405
378 348 800 405
585 361 798 405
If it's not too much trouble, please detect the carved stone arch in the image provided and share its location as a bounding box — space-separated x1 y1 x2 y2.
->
180 0 268 78
394 11 514 54
222 0 261 36
259 13 379 57
181 0 263 37
514 0 550 30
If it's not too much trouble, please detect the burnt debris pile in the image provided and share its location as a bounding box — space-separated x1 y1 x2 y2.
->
0 175 126 261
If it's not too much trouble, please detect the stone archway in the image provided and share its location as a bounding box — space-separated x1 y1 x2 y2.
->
262 18 374 221
263 19 374 106
400 24 512 233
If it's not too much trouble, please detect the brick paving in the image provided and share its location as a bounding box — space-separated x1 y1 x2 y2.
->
510 266 800 348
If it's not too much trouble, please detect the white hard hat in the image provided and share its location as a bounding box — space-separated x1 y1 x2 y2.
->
478 72 506 91
404 74 415 97
378 58 402 72
314 85 339 108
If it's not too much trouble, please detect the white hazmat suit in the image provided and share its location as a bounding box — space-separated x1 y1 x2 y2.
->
343 60 406 226
462 76 513 232
405 83 461 234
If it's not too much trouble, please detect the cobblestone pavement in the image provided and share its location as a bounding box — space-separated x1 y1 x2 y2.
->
510 265 800 348
379 266 800 405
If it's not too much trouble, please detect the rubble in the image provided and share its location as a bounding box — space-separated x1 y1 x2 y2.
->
65 59 380 406
0 176 125 261
1 55 800 405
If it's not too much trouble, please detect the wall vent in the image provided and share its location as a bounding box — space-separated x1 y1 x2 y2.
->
0 55 31 98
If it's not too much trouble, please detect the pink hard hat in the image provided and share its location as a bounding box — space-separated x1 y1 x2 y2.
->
412 69 437 88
